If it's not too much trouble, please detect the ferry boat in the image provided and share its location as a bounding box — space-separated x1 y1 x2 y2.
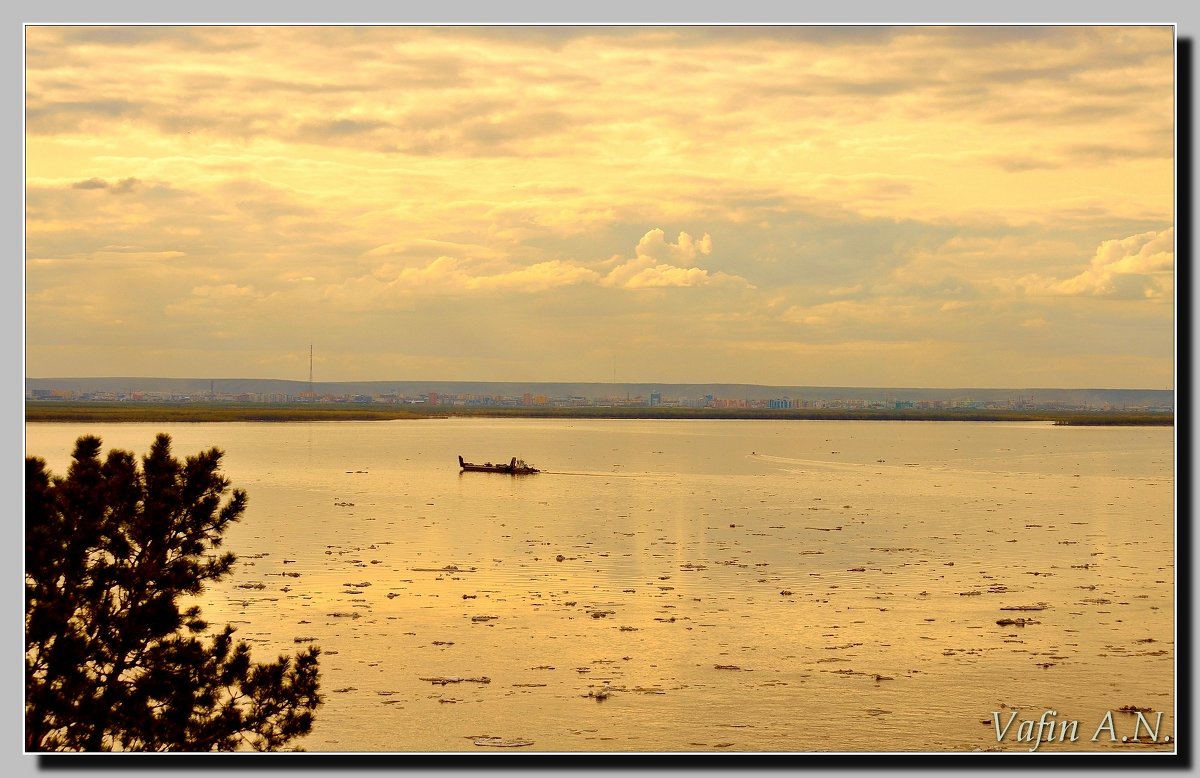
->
458 455 540 475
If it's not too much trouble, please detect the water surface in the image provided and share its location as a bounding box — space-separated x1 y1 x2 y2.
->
25 419 1175 753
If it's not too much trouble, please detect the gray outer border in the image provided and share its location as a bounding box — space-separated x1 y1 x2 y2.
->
10 2 1195 777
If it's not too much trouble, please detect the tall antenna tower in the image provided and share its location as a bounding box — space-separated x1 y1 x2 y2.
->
309 344 313 400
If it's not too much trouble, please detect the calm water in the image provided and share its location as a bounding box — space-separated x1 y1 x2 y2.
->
25 419 1176 753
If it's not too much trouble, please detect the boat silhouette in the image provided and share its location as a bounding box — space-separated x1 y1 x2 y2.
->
458 455 540 475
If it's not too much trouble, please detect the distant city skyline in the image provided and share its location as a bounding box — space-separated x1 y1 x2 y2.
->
24 26 1175 389
25 376 1174 410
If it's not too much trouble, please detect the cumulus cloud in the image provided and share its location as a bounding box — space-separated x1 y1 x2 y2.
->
603 228 745 289
621 265 715 289
329 228 741 305
635 228 713 264
1018 228 1173 298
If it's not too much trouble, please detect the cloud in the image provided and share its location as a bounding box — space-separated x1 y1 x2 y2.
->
637 228 712 263
324 255 602 309
1017 228 1173 298
191 283 257 299
602 228 745 289
22 26 1175 387
110 177 141 194
325 228 742 307
26 99 142 133
983 139 1171 172
69 176 142 194
294 118 391 143
620 265 716 289
811 174 918 201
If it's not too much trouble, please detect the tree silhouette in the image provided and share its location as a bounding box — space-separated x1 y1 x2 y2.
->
25 434 321 751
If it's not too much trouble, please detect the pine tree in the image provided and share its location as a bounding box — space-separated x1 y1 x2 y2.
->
25 434 322 751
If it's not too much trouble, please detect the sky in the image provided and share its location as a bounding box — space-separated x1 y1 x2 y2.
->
23 25 1176 388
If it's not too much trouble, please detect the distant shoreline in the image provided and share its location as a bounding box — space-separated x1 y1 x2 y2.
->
24 401 1173 426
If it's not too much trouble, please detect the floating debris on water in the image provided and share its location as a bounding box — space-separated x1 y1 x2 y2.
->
473 736 534 748
132 418 1173 753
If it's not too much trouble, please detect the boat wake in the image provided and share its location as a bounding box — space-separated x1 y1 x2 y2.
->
537 470 657 479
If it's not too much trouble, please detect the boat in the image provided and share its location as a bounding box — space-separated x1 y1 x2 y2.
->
458 455 540 475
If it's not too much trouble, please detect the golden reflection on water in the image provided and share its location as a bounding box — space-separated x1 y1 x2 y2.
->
25 419 1175 753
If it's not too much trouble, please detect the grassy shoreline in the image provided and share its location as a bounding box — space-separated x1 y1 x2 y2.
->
25 401 1173 426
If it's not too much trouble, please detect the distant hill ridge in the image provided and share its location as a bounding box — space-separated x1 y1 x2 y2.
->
25 377 1174 408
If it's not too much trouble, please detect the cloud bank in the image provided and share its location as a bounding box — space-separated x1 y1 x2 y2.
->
24 26 1174 387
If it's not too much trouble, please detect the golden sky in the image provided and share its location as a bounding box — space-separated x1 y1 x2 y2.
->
24 25 1175 387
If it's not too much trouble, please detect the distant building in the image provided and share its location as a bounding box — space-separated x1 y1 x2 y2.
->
649 391 662 407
